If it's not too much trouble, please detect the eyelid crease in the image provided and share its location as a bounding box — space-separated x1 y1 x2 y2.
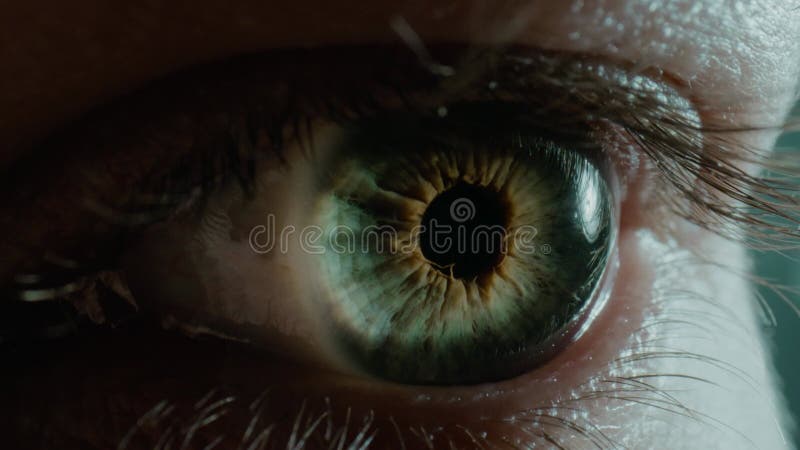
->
0 45 797 307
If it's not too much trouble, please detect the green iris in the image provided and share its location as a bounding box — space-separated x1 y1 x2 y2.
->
311 104 614 385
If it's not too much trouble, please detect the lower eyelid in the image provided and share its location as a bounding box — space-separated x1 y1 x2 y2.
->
8 220 779 449
2 221 652 449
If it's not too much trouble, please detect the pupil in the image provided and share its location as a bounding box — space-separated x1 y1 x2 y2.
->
420 182 508 279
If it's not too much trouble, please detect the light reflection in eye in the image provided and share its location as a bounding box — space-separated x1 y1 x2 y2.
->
577 168 605 243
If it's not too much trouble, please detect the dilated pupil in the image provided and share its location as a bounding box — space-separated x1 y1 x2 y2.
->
420 182 508 279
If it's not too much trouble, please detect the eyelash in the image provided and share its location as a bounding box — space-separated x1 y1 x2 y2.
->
3 46 798 341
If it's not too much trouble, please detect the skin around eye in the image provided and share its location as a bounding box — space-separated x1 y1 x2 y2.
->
1 1 798 449
121 102 617 385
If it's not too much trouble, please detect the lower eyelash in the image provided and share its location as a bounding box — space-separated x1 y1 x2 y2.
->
1 270 138 343
102 249 768 450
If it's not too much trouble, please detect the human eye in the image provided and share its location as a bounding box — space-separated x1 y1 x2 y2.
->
116 56 620 386
2 4 800 450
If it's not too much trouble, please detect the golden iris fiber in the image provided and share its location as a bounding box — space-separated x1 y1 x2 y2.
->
312 105 613 384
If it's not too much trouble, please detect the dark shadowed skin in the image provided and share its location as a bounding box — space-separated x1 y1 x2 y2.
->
0 1 798 449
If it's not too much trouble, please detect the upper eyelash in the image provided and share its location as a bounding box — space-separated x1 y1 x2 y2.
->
469 50 800 250
612 94 800 249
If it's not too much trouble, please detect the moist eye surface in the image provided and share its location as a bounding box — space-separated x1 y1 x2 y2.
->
313 104 615 385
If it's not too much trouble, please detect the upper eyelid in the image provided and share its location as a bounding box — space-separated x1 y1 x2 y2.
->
4 47 700 191
7 45 704 168
0 48 707 244
2 2 795 172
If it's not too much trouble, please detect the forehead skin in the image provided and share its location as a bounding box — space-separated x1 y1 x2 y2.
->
0 0 798 168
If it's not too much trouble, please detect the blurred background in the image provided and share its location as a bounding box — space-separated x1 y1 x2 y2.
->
756 102 800 448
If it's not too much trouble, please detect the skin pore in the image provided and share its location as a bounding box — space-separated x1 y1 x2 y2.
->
1 1 799 449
